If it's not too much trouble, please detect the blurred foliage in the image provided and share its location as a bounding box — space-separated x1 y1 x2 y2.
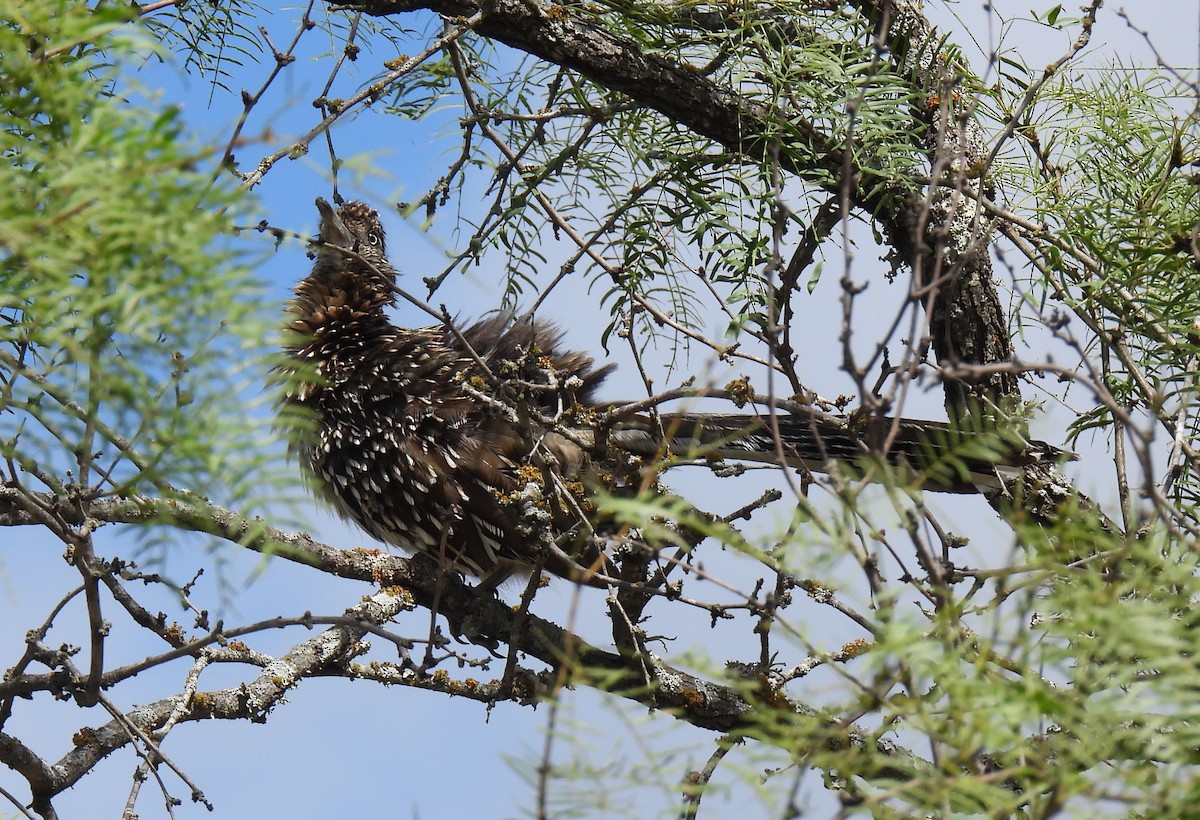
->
0 0 282 513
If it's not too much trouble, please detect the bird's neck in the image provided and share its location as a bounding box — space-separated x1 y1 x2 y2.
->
284 269 396 353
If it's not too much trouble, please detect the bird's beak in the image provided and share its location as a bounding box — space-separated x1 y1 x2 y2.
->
315 197 352 248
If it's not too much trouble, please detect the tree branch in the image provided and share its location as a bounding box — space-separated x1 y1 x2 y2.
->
0 488 934 788
340 0 1020 415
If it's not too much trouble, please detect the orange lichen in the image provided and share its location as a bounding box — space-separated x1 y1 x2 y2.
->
841 638 870 659
755 676 792 709
926 92 961 110
724 376 753 407
677 685 706 709
515 464 544 485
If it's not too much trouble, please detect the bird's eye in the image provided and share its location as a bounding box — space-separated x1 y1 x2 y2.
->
366 232 381 246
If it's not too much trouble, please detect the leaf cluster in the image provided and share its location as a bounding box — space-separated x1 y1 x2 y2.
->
0 0 281 510
376 4 926 353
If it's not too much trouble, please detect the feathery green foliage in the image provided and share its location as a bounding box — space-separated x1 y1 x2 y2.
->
0 0 278 510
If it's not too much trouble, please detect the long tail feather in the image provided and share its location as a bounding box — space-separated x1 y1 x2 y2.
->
603 412 1070 494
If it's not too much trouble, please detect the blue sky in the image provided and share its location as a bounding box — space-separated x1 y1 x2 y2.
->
2 2 1197 817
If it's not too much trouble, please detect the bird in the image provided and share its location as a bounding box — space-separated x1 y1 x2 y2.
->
279 197 1066 588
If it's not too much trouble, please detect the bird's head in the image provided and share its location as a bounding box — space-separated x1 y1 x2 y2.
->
317 196 387 256
314 196 396 296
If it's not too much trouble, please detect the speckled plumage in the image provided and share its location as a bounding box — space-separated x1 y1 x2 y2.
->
281 198 610 586
280 198 1067 587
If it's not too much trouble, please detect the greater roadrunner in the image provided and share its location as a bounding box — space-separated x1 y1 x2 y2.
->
280 198 1064 586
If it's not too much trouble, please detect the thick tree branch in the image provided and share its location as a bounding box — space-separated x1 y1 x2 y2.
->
0 488 933 788
341 0 1019 415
